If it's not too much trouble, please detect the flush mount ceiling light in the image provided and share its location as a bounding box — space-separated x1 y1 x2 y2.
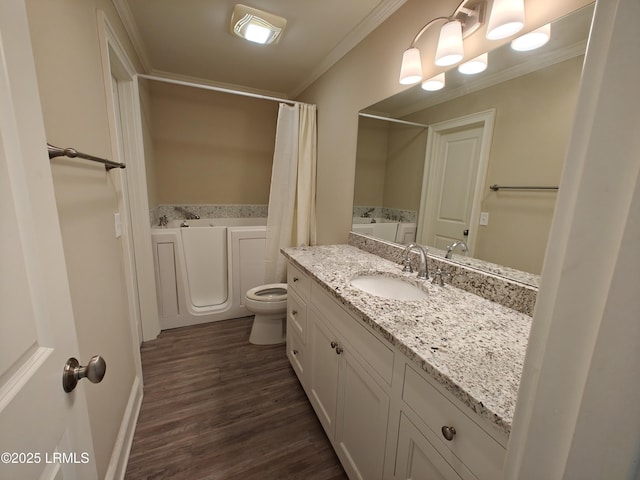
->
399 0 526 86
458 52 488 74
230 4 287 45
511 23 551 51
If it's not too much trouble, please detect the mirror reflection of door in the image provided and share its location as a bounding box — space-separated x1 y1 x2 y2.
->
417 110 495 256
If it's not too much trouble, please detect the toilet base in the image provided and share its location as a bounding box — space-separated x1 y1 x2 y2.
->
249 312 286 345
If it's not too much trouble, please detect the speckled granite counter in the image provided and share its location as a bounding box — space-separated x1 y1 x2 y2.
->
282 244 532 437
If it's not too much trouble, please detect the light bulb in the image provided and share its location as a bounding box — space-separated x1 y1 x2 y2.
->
399 47 423 85
422 73 445 91
435 20 464 67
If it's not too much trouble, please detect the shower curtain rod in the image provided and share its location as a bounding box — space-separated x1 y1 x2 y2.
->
137 74 305 106
359 112 429 128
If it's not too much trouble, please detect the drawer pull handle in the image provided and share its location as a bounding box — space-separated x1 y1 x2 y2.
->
291 310 298 316
293 277 299 282
335 346 344 355
441 426 456 441
292 349 299 355
330 341 338 349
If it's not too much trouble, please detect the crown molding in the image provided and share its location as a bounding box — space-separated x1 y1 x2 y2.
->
111 0 152 73
289 0 407 98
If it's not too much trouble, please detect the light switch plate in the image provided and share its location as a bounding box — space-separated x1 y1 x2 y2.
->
479 212 489 226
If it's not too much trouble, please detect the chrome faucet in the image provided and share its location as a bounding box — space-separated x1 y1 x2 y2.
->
445 240 468 259
402 242 429 280
361 207 375 218
158 215 169 227
174 206 200 220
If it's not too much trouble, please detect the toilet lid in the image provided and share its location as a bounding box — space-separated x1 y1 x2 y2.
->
246 283 288 302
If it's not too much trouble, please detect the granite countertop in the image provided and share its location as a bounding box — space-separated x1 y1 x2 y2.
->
282 244 532 437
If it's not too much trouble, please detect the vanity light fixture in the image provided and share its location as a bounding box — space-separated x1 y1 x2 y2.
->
458 52 488 74
486 0 525 40
511 23 551 51
421 72 446 91
399 0 526 85
230 4 287 45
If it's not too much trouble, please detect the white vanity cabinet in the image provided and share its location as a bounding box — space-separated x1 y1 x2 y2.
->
286 263 310 384
307 301 391 480
285 259 507 480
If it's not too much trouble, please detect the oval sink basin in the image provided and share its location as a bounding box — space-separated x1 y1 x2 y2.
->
350 274 428 301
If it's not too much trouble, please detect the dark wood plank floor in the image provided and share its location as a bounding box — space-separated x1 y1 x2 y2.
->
125 317 347 480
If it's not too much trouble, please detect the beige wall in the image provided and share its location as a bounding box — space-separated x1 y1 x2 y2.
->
139 79 158 210
404 56 583 273
25 0 142 476
383 123 428 211
297 0 592 246
353 117 389 206
148 81 278 206
354 118 427 212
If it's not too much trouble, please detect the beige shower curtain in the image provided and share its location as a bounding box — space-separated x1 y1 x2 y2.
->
264 103 317 284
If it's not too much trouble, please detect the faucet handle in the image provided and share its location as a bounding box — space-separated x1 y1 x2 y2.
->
401 258 413 273
431 268 450 286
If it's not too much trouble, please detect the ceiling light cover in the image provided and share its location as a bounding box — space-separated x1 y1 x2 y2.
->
422 72 445 91
231 4 287 45
486 0 525 40
399 47 423 85
435 20 464 67
458 52 488 74
511 23 551 51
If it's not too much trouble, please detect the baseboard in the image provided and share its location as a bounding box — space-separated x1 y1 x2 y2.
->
104 375 143 480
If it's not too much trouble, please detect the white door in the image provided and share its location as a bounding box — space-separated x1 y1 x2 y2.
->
0 1 97 479
420 126 483 252
418 111 494 255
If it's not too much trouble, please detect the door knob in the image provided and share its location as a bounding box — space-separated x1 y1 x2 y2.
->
441 425 456 441
63 355 106 393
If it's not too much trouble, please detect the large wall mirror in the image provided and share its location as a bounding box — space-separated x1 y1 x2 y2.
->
352 4 594 286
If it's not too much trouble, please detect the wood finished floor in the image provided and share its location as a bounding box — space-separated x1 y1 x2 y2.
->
125 317 347 480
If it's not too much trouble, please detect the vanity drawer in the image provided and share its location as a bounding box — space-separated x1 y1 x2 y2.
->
287 288 307 342
286 323 306 385
312 283 394 387
402 364 506 480
287 263 311 300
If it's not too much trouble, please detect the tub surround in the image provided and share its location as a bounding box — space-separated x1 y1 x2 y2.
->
352 205 416 223
350 232 538 314
150 204 268 226
282 244 532 436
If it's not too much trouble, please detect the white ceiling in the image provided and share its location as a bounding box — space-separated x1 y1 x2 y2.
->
114 0 407 98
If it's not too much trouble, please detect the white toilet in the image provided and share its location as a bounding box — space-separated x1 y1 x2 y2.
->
245 283 288 345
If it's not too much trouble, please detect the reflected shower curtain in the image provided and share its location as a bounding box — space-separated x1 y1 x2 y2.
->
264 103 317 284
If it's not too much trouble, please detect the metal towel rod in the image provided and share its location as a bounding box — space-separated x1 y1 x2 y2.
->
490 184 558 192
47 143 125 171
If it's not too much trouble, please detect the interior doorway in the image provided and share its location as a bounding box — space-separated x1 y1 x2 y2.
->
417 110 495 255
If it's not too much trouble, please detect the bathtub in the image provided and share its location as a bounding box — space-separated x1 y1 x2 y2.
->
351 217 416 244
151 218 267 329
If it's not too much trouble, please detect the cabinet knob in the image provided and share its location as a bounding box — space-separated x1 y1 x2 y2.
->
291 310 298 316
330 341 338 349
293 277 299 282
292 349 299 355
441 426 456 441
335 346 344 355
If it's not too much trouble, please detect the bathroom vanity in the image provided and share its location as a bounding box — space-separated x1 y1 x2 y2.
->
283 244 532 480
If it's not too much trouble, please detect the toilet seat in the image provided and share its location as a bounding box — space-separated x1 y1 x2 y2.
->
245 283 287 302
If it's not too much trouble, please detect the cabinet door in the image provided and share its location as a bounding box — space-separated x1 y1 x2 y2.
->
335 347 390 480
396 414 464 480
307 307 340 438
